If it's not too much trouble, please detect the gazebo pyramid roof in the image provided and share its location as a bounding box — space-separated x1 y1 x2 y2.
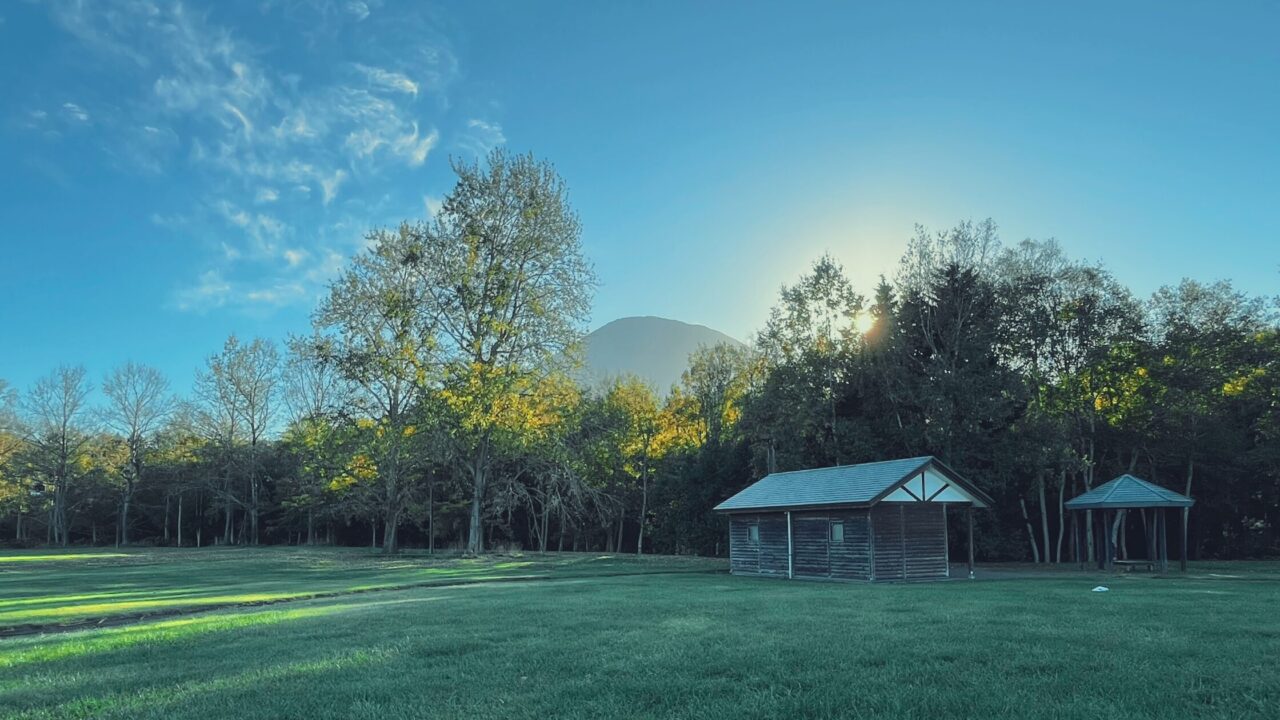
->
1064 474 1194 510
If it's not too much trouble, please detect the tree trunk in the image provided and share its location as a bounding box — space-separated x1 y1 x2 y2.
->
1111 510 1126 561
119 493 132 546
467 457 487 555
1182 458 1194 570
1020 498 1041 563
1119 514 1129 560
1084 434 1096 561
163 493 171 543
427 478 435 554
250 473 260 546
177 492 183 548
1037 471 1051 565
1055 471 1066 563
382 506 401 554
636 466 649 555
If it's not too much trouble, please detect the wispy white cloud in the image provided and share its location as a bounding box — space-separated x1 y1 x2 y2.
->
39 0 467 315
283 248 309 267
391 122 437 166
244 282 307 306
345 2 371 22
214 199 287 256
61 102 90 122
175 270 232 312
354 63 418 96
320 169 347 205
459 118 505 156
223 102 253 138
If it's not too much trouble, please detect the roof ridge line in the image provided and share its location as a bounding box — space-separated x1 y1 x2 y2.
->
765 455 934 478
1132 476 1168 502
1098 476 1123 503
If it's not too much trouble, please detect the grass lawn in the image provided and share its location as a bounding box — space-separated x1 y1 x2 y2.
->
0 547 721 632
1 550 1279 719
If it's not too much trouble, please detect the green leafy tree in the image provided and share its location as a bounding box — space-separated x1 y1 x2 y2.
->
420 149 596 554
315 226 440 553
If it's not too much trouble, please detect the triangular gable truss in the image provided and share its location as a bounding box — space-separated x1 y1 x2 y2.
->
873 459 991 508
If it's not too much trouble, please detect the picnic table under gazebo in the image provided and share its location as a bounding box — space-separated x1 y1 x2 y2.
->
1064 474 1195 573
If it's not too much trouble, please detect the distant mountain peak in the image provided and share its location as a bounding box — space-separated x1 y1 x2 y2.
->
581 316 744 393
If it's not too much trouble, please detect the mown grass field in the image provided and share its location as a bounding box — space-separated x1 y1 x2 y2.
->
1 549 1278 719
0 547 720 632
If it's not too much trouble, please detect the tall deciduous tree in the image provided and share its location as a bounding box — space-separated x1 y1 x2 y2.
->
100 362 173 544
22 366 92 545
420 149 596 554
196 336 278 545
315 226 439 553
281 334 350 544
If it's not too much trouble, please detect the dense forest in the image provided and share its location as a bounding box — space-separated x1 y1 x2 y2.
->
1 150 1277 562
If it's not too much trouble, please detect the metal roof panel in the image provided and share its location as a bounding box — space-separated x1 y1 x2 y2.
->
714 456 957 512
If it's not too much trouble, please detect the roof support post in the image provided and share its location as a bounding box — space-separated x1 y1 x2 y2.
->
1158 508 1168 573
1101 510 1109 571
1180 507 1188 572
966 506 975 580
786 511 793 579
1072 511 1083 571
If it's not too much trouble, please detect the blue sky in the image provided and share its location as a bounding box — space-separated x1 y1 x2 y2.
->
1 1 1278 396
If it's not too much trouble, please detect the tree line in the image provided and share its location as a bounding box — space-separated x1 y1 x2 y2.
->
1 155 1277 561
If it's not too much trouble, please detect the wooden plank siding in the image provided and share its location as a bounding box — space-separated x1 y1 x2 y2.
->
901 504 949 580
792 511 870 580
831 512 872 579
730 505 948 582
728 514 789 577
728 515 759 575
870 504 949 581
757 515 790 576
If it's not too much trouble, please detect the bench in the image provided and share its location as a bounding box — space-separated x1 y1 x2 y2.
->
1113 559 1156 572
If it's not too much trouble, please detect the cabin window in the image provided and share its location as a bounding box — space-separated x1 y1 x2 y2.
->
748 523 760 543
830 521 845 543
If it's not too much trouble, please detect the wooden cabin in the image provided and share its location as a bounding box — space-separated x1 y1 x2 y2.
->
714 456 992 582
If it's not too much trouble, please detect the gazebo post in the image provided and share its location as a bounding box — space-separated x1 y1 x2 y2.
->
966 507 975 579
1094 512 1104 570
1104 510 1114 571
1071 511 1081 570
1153 510 1160 563
1179 508 1188 572
1158 508 1169 573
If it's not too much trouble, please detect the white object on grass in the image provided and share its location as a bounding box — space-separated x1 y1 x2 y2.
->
1091 586 1109 592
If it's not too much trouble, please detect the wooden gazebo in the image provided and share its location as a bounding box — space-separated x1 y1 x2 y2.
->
1064 474 1194 572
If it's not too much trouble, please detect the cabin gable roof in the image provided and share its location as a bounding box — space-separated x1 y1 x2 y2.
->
714 456 992 513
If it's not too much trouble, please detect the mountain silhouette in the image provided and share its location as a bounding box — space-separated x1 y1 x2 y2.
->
580 316 744 394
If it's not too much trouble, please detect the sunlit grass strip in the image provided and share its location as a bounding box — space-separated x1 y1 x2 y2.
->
0 592 305 624
0 554 131 563
0 551 727 633
0 605 349 670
